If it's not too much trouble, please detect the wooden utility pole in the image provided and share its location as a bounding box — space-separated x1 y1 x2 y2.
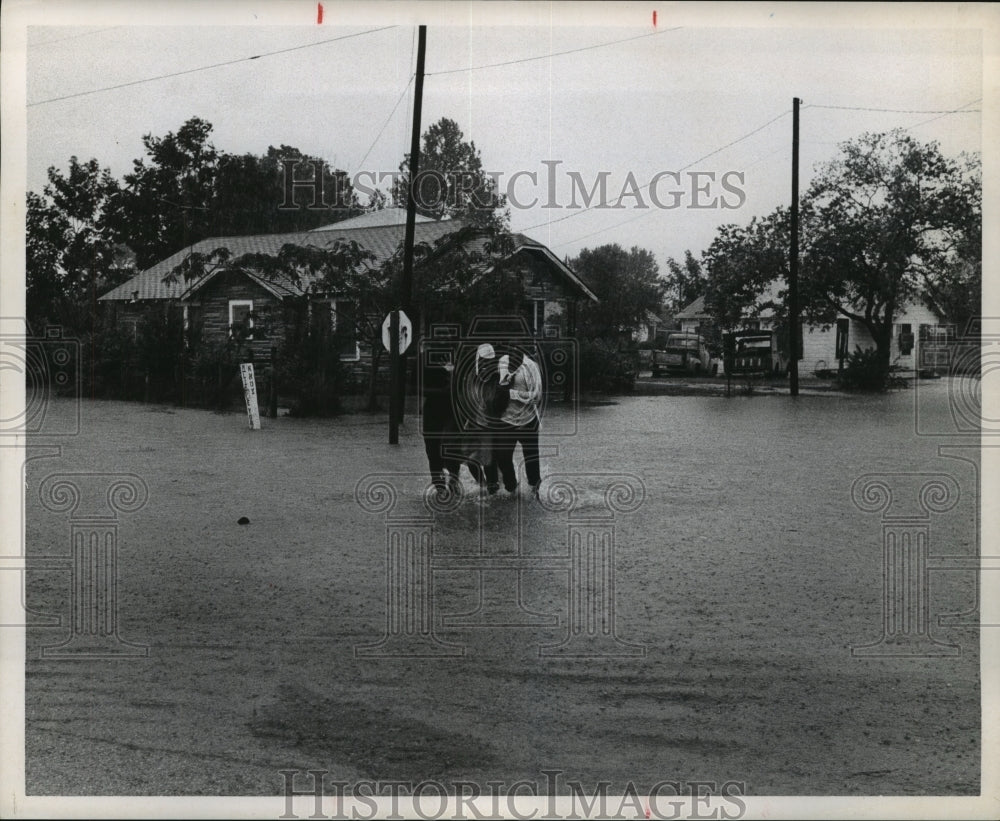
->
389 25 427 444
789 97 801 396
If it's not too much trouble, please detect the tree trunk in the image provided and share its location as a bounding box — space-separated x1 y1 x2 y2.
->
873 324 894 386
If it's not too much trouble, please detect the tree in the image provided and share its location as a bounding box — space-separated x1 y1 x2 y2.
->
26 157 132 331
800 130 981 378
663 250 708 314
392 117 508 230
107 117 220 269
568 244 665 344
703 209 789 332
108 118 362 269
211 145 361 237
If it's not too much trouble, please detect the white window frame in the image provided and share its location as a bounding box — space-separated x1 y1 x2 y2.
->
533 299 545 335
228 299 254 339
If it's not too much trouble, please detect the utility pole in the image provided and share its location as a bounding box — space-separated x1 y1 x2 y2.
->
789 96 801 397
389 24 426 444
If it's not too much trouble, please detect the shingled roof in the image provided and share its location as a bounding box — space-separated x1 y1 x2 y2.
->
99 220 461 302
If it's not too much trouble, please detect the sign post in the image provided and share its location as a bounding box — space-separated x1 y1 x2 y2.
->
384 310 412 445
239 363 261 430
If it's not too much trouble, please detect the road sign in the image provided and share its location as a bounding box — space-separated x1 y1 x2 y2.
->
382 310 412 354
239 363 261 430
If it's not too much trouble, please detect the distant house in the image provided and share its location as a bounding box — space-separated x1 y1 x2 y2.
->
674 295 715 337
674 285 954 374
98 213 598 381
631 310 668 345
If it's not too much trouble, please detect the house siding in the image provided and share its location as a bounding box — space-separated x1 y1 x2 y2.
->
187 271 287 361
799 302 944 372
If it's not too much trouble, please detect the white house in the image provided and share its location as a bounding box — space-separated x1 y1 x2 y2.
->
675 283 954 374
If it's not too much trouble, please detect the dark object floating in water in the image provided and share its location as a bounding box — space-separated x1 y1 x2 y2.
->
238 516 250 525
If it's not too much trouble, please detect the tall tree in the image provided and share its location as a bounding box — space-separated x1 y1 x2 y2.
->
211 145 360 237
663 250 708 314
107 118 362 269
392 117 508 230
26 157 132 330
800 130 980 376
568 244 665 343
107 117 220 268
703 209 789 332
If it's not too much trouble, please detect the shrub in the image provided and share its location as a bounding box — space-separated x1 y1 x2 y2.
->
274 312 348 417
836 345 905 392
578 338 637 394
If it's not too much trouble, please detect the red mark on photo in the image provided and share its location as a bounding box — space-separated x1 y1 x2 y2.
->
317 3 324 24
652 10 657 28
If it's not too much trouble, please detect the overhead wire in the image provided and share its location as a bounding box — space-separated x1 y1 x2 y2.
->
804 102 981 115
355 75 415 172
426 28 682 76
524 108 792 237
28 26 397 107
544 98 982 250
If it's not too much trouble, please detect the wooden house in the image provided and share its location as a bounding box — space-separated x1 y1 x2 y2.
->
98 214 598 388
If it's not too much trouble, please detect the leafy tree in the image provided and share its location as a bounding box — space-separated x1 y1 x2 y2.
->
800 130 980 377
663 250 708 314
108 118 362 268
26 157 133 331
107 117 220 269
703 209 789 332
568 244 666 344
211 145 361 237
393 117 508 230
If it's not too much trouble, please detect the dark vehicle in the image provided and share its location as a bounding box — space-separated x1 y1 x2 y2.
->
724 330 788 376
651 332 714 377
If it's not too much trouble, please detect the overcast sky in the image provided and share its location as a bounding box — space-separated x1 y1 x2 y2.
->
14 2 991 271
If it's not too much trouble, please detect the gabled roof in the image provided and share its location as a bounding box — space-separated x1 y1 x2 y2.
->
675 295 709 320
99 220 461 302
436 230 599 303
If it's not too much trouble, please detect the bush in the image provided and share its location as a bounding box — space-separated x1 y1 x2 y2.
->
578 338 637 394
836 345 905 392
274 312 349 417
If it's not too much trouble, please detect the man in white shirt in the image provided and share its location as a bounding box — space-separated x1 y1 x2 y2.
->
494 345 543 495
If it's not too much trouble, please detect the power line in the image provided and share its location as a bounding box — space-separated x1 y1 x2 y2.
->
426 28 682 76
904 99 983 131
355 75 415 172
522 109 791 235
805 102 981 114
28 26 397 107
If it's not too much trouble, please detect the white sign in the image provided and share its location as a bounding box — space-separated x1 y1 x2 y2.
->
381 310 412 354
239 363 261 430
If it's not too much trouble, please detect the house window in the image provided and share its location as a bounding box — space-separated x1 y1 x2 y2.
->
898 323 914 356
229 299 254 339
835 318 850 360
533 300 545 335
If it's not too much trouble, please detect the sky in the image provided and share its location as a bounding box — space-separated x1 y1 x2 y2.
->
11 2 993 274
